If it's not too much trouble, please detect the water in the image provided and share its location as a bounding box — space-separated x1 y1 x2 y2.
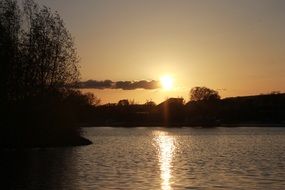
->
2 127 285 189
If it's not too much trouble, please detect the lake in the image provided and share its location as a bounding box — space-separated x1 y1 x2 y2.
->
2 127 285 189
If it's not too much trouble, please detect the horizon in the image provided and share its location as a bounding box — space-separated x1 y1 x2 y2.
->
38 0 285 103
81 89 284 105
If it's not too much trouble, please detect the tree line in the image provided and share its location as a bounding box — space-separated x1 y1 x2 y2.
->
78 87 285 127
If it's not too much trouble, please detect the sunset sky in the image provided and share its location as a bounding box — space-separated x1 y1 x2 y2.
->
38 0 285 104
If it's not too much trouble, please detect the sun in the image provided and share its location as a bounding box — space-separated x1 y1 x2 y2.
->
160 75 173 90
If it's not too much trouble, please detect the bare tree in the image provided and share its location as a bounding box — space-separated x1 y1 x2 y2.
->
22 0 79 96
0 0 79 103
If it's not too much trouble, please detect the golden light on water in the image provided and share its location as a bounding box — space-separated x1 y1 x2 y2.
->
160 75 173 91
154 131 176 190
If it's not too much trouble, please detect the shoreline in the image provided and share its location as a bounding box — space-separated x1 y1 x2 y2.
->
78 122 285 128
0 135 92 149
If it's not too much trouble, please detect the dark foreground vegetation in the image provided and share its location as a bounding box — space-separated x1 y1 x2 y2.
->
0 0 91 148
78 92 285 127
2 90 93 148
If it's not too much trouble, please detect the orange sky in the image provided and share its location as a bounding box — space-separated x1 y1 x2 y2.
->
39 0 285 104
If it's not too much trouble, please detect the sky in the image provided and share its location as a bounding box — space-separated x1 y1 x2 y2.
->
38 0 285 104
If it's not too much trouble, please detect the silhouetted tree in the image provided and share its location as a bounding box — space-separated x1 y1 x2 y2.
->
0 0 79 104
190 86 220 102
22 0 79 95
0 0 91 147
145 100 156 106
83 92 101 106
118 99 129 106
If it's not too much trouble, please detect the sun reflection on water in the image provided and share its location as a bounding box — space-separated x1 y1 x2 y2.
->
154 131 176 190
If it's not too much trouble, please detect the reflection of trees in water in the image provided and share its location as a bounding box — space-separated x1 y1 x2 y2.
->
1 149 77 190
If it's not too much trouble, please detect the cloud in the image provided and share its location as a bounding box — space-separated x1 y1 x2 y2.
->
78 80 160 90
78 80 113 89
115 80 160 90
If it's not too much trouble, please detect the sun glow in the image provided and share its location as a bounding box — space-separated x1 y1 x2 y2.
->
160 75 173 90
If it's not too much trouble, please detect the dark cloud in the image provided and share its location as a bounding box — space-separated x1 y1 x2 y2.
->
116 80 160 90
78 80 113 89
79 80 160 90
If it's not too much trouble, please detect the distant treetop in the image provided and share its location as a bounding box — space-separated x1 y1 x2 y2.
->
189 86 220 102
